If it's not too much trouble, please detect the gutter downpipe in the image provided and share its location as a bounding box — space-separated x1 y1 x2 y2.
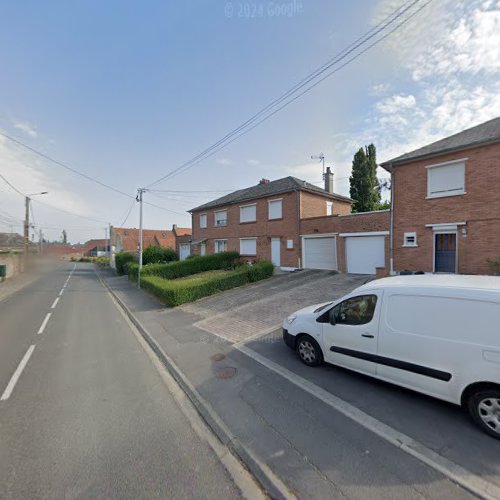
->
296 190 302 269
389 164 395 275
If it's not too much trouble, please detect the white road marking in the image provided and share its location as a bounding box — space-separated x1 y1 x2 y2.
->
58 289 64 297
51 297 60 309
1 345 36 401
37 313 52 335
236 344 500 500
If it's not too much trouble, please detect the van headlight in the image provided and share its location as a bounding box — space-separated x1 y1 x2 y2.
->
286 314 297 324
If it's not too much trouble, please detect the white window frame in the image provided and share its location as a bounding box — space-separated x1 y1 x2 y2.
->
426 158 466 199
199 213 207 229
239 237 257 256
214 210 228 227
268 198 283 220
239 203 256 223
214 239 227 253
403 232 417 247
326 201 333 216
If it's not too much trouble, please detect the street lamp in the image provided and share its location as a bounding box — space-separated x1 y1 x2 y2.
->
24 191 48 267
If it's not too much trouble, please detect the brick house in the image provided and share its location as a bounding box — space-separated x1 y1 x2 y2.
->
381 116 500 275
172 225 192 261
189 172 353 269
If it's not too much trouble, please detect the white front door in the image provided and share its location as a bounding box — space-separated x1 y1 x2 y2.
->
271 238 281 267
179 244 191 261
200 243 206 256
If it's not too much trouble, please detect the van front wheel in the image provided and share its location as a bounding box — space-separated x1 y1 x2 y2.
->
296 335 323 367
467 388 500 439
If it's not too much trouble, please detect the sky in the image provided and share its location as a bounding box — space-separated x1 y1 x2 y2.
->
0 0 499 243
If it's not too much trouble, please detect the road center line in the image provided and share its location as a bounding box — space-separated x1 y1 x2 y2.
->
37 313 52 335
51 297 60 309
58 289 64 297
236 344 500 500
1 345 36 401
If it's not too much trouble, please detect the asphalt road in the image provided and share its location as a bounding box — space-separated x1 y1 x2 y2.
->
0 263 242 499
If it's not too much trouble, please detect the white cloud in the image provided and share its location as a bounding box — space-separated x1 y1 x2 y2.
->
246 159 260 166
13 120 38 138
369 83 391 96
375 94 416 114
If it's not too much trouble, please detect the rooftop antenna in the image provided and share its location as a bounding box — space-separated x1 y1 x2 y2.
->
311 153 325 180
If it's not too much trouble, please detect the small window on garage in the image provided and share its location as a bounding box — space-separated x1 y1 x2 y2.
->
403 232 417 247
326 201 333 216
240 238 257 256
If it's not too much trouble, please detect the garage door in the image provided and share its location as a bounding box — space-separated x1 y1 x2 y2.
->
303 237 337 270
345 236 385 274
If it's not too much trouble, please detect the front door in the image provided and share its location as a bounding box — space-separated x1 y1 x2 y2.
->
435 233 456 273
322 294 380 375
271 238 281 267
179 244 191 261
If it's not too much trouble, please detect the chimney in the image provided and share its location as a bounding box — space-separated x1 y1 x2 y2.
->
324 167 334 193
172 224 177 234
259 178 270 185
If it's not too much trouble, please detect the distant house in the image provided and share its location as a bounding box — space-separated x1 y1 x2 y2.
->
0 233 25 250
189 172 353 269
82 239 109 257
172 225 192 261
381 116 500 275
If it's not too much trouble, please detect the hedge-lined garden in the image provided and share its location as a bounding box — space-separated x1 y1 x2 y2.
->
140 261 274 306
122 252 273 306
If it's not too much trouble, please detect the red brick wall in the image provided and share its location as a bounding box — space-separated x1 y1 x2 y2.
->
392 142 500 274
300 191 351 218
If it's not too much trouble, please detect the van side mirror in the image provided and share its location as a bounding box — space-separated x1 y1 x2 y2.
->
329 310 336 325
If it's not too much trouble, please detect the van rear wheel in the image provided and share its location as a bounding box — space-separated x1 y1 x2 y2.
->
296 335 323 367
467 388 500 439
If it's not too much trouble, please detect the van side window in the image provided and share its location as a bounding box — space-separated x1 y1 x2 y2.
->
332 295 377 326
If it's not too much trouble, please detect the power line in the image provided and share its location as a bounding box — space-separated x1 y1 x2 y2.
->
146 0 427 187
119 199 136 226
0 133 187 217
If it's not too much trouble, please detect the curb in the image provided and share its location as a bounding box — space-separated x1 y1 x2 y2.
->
96 270 294 500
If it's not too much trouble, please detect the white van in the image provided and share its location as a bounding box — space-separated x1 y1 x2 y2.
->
282 275 500 438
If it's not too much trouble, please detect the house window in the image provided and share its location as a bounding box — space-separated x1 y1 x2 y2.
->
215 210 228 227
268 199 282 220
427 160 465 199
326 201 333 216
214 239 227 253
403 232 417 247
200 214 207 228
240 238 257 256
240 204 256 223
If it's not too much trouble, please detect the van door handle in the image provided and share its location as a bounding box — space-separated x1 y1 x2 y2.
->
361 333 374 338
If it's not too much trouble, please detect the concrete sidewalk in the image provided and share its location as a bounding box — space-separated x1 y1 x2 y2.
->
99 269 473 500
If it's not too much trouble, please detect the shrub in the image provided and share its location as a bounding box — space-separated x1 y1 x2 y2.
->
96 256 110 267
135 251 240 281
141 261 273 306
142 245 178 265
487 257 500 276
115 252 136 275
78 256 93 263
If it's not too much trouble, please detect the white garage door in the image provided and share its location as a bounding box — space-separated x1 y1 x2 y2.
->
303 237 337 270
345 236 385 274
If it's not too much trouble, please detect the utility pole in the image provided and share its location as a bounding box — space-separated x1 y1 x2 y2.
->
24 196 30 270
104 225 109 257
39 229 43 255
136 188 148 289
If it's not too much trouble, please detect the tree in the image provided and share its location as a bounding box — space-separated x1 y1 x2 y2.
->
349 143 381 213
61 229 67 244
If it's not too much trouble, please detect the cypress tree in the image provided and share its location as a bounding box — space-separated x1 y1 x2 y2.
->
349 143 381 213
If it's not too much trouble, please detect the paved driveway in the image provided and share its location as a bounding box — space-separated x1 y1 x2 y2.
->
178 270 369 343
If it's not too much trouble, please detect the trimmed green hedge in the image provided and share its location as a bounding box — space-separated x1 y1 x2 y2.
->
141 261 274 306
142 245 178 265
128 251 240 282
115 252 136 275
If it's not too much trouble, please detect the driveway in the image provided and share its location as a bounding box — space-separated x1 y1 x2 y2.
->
177 270 370 343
